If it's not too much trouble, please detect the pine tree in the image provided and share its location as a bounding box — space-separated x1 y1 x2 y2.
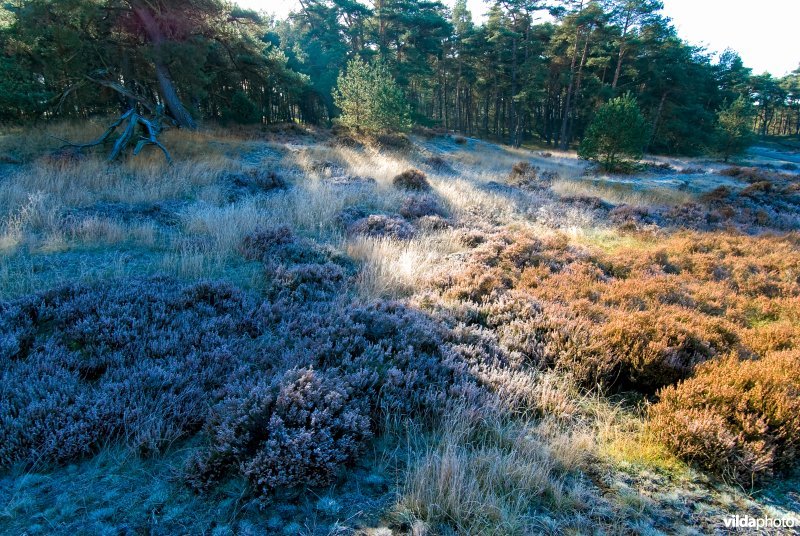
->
715 96 755 162
333 57 411 132
579 93 648 171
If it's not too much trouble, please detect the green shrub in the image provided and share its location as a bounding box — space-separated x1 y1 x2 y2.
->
714 96 755 162
578 93 648 172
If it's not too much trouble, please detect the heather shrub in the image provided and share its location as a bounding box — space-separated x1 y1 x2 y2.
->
0 264 470 497
458 229 489 248
600 309 738 391
700 185 733 204
741 180 773 196
375 133 413 150
650 351 800 483
680 166 705 174
311 160 345 176
183 299 464 494
221 169 284 201
0 278 259 467
424 155 455 174
267 262 347 302
412 125 441 138
347 214 415 239
239 226 347 267
560 195 612 212
337 205 369 228
505 164 558 190
696 175 800 231
662 203 717 231
608 204 660 229
720 166 767 182
393 169 431 191
187 368 374 494
416 214 452 231
511 161 535 178
238 225 294 260
432 228 800 391
507 162 548 190
399 194 446 219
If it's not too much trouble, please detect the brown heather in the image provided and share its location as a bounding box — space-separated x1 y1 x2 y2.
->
434 229 800 391
650 350 800 483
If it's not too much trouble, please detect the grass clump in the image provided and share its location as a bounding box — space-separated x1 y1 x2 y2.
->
397 404 595 535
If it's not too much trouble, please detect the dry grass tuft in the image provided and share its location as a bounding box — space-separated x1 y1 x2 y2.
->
398 402 595 535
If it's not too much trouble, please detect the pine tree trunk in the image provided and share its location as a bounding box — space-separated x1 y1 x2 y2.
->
612 13 632 90
565 29 592 146
133 4 197 130
559 3 584 150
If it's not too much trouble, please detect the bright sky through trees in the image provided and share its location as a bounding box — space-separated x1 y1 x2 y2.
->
238 0 798 76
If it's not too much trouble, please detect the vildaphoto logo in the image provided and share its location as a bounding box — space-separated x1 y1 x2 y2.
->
722 514 797 530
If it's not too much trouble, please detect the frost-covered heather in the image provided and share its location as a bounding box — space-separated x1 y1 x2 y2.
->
0 229 473 495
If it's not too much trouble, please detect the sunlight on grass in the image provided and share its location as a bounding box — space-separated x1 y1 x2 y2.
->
552 177 694 206
346 232 462 299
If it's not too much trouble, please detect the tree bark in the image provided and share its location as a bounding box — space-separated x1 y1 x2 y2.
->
565 28 592 146
648 90 668 150
559 1 584 150
611 11 632 90
133 3 197 129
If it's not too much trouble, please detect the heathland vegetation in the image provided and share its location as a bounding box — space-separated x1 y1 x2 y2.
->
1 0 799 534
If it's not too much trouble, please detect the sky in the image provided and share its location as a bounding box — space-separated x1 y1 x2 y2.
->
237 0 799 76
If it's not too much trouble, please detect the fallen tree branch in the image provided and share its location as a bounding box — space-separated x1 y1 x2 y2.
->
58 108 172 164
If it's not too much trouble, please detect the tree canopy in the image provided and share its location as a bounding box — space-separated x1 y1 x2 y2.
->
1 0 797 151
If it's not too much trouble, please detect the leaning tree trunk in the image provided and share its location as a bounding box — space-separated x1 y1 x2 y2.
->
133 3 197 130
612 12 632 91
